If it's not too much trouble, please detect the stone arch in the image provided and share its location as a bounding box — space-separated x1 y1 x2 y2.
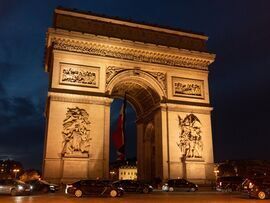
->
106 68 166 117
107 69 164 181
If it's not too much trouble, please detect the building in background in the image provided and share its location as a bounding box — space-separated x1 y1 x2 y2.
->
0 160 23 179
119 165 137 180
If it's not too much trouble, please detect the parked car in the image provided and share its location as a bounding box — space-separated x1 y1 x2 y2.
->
65 179 124 197
216 176 244 192
162 179 198 192
0 179 32 196
242 177 270 200
26 179 59 193
112 180 153 194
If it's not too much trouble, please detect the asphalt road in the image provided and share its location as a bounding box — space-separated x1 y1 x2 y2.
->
0 191 268 203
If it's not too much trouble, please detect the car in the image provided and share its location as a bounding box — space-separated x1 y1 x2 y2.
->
112 180 153 194
244 177 270 200
216 176 244 192
65 179 124 197
0 179 32 196
162 178 198 192
26 179 59 193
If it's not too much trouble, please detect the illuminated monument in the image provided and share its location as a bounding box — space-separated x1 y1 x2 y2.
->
43 8 216 183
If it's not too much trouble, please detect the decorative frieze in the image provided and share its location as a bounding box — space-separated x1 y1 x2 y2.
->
177 114 203 159
60 63 99 88
51 37 213 70
106 66 167 92
172 77 204 99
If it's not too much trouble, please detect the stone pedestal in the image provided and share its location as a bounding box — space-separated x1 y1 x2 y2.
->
184 158 206 183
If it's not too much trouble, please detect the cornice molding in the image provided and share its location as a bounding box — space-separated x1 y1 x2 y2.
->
48 92 112 106
47 33 215 71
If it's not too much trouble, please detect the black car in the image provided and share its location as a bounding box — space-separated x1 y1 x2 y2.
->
216 176 244 192
112 180 153 194
244 177 270 200
26 179 59 193
0 179 32 196
65 179 124 197
162 179 198 192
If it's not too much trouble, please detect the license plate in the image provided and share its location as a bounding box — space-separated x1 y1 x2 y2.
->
25 189 30 191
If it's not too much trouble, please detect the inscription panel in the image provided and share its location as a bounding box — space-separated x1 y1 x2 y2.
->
59 63 100 88
172 77 204 99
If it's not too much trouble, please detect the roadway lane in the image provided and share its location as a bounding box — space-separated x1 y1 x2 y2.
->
0 191 266 203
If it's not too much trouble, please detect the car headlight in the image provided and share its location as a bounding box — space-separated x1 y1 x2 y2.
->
18 185 24 190
50 185 55 188
30 185 33 190
149 185 153 189
249 182 254 189
195 184 198 188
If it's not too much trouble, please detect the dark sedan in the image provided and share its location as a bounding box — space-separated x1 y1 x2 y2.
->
162 178 198 192
26 179 59 193
112 180 153 194
245 177 270 200
65 179 124 197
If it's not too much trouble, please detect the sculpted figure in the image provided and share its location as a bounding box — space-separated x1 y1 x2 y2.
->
62 107 91 157
177 114 203 158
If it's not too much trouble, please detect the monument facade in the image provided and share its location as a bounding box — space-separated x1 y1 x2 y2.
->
43 8 216 183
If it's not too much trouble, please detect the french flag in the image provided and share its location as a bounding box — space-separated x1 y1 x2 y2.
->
112 94 127 161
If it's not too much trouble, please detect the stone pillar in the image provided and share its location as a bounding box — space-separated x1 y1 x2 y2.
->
165 103 214 183
160 104 169 180
43 93 112 183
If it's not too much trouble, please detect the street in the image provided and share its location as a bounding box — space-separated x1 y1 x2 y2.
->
0 191 268 203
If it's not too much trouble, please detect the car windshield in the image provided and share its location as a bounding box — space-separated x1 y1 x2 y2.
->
16 180 26 185
39 180 50 184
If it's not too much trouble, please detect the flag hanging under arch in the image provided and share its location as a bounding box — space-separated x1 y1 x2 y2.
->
112 95 127 161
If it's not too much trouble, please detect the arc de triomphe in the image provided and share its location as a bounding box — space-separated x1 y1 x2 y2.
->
43 8 216 183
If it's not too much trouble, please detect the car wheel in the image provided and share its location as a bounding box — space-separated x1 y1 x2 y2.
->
190 187 196 192
11 189 17 196
258 191 266 200
226 188 232 192
110 189 118 197
74 189 83 198
168 187 174 192
142 187 149 194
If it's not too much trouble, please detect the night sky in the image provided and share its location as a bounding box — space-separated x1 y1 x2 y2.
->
0 0 270 170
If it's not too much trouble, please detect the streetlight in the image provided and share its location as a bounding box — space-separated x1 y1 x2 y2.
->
13 169 20 179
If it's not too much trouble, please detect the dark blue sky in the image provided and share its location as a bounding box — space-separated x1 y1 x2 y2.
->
0 0 270 170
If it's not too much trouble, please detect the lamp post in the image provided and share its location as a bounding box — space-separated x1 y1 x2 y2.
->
13 169 20 179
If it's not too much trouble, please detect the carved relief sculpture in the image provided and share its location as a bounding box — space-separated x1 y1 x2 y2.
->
106 66 124 84
60 63 99 88
177 114 203 158
172 77 204 99
148 71 167 91
62 107 91 157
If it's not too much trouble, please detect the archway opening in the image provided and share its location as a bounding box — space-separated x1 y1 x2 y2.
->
109 77 163 182
110 98 137 161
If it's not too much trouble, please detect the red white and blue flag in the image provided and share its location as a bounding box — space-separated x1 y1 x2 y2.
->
112 94 127 161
